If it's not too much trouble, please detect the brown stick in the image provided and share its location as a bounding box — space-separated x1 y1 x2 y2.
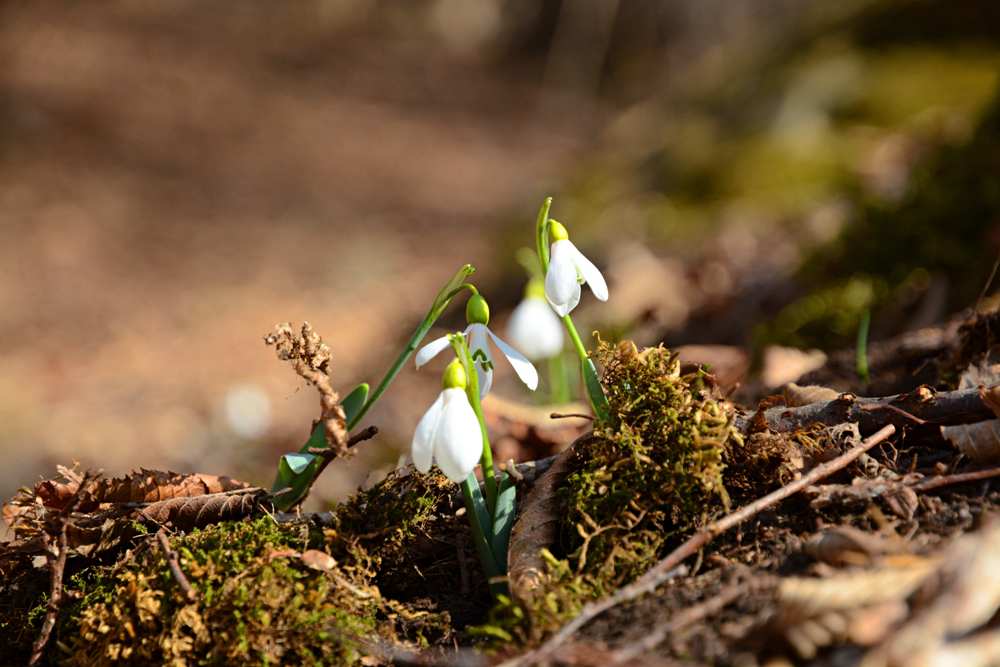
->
911 466 1000 492
506 424 897 667
156 528 198 602
549 412 594 421
29 471 97 666
740 386 991 434
609 578 758 664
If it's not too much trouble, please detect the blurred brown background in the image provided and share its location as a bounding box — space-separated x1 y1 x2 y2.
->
2 0 999 505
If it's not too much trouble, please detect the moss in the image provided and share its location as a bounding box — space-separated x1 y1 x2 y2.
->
32 468 472 666
63 518 378 665
475 340 740 645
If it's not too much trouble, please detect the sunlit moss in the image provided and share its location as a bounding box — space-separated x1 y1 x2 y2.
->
474 340 740 645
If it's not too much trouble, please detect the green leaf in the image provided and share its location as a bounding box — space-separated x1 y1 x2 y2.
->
347 263 476 430
582 357 611 422
269 263 476 511
281 452 316 475
431 263 477 315
341 383 369 426
490 473 517 573
270 423 326 509
462 475 501 582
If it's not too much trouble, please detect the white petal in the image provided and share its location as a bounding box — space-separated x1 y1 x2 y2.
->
478 366 494 399
488 329 539 390
507 298 564 359
411 392 444 473
567 241 608 301
415 335 451 368
434 388 482 483
545 240 582 316
467 323 494 398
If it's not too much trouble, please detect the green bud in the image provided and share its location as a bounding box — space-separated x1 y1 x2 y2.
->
549 219 569 242
442 358 468 389
466 293 490 325
524 278 546 300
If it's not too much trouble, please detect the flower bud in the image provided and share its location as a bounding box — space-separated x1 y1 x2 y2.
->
465 293 490 325
549 219 569 242
441 358 468 390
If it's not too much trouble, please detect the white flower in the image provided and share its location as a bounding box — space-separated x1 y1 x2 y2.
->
411 387 482 483
416 325 538 398
506 292 564 361
544 231 608 317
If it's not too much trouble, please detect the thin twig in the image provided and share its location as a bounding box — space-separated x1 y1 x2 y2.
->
506 424 897 667
156 528 198 602
860 402 927 425
29 471 98 666
550 412 594 421
911 466 1000 492
609 577 760 664
290 425 378 510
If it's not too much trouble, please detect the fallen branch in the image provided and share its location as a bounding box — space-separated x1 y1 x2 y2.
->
740 386 992 434
609 576 760 664
156 528 198 602
911 466 1000 492
506 424 897 667
29 471 97 666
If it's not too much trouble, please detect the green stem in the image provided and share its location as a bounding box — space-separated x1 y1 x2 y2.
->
562 314 589 361
535 197 553 273
450 335 498 513
562 314 611 422
461 475 501 581
347 266 477 430
856 309 871 385
547 352 570 403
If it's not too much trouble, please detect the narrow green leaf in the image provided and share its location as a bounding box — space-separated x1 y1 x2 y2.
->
582 357 611 422
270 423 326 509
270 264 476 511
462 475 501 581
856 309 871 385
281 452 316 475
347 263 475 430
490 473 517 573
341 383 369 425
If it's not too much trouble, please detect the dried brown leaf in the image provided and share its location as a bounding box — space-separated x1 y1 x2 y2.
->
301 549 337 572
941 420 1000 463
507 438 585 602
34 468 251 512
138 489 265 530
804 526 909 567
783 383 842 407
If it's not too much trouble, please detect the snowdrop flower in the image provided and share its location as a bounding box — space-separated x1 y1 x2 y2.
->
506 279 564 360
411 359 482 483
544 220 608 317
416 294 538 398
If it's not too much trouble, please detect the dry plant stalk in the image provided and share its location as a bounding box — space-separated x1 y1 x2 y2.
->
264 321 348 454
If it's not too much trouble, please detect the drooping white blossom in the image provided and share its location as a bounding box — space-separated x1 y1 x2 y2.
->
506 281 564 360
416 295 538 398
543 221 608 317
